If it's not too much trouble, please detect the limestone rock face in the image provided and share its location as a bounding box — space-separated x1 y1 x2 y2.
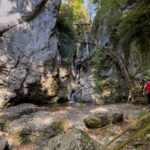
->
42 129 101 150
79 71 102 104
0 0 66 105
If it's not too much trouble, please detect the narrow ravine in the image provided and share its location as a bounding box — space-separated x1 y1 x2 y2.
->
0 0 150 150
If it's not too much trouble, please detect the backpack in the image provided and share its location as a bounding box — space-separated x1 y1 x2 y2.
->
145 82 150 93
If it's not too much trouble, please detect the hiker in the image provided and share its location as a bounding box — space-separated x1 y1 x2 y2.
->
143 79 150 105
104 39 109 46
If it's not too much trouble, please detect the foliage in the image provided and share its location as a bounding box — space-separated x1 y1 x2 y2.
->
57 0 90 66
16 137 25 144
0 105 3 110
143 69 150 82
91 0 150 50
117 0 150 44
57 15 75 66
84 47 120 102
62 0 89 22
84 48 107 73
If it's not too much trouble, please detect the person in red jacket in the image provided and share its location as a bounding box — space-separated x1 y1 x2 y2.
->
143 79 150 105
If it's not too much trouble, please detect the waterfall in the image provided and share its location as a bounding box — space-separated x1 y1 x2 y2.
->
76 33 90 59
70 88 81 103
83 33 89 58
69 33 90 103
76 43 82 58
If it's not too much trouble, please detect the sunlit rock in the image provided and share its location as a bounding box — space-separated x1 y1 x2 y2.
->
42 129 101 150
0 0 76 105
84 109 123 129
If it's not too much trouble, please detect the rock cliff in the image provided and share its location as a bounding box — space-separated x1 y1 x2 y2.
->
91 0 150 79
0 0 75 106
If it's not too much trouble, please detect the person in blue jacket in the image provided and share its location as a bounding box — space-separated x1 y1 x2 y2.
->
104 39 109 46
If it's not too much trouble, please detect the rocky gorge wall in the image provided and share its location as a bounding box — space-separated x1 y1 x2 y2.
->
79 0 150 104
0 0 75 106
91 0 150 80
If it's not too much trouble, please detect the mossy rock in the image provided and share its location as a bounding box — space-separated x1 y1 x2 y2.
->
51 118 73 134
8 134 39 146
84 111 123 129
42 129 101 150
84 114 109 129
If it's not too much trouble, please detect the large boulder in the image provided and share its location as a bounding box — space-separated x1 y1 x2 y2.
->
0 103 44 132
84 114 110 129
84 110 123 129
42 129 101 150
7 111 72 145
0 0 73 105
6 110 72 145
0 103 43 121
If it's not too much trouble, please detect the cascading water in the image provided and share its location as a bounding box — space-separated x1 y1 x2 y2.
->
83 33 89 58
70 33 90 103
69 88 81 103
76 33 90 59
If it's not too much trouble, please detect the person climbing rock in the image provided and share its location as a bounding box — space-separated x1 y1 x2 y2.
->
143 79 150 106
